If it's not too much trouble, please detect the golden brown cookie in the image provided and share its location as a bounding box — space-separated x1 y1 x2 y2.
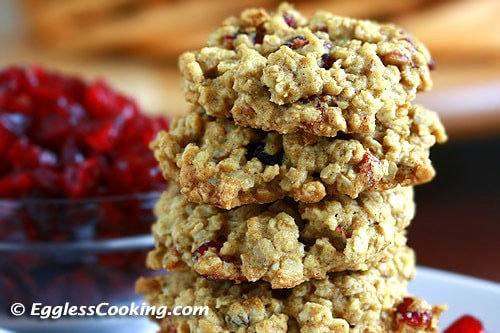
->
152 105 445 209
138 246 444 332
180 3 434 137
147 185 414 288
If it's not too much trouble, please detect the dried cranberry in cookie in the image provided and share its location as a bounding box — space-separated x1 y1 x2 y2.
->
393 297 445 332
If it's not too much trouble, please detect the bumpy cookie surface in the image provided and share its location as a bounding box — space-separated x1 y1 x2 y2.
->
148 185 413 288
180 3 434 137
152 105 445 209
138 246 444 332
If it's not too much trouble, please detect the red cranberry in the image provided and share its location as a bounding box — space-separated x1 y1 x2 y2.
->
0 173 33 198
222 35 236 49
428 59 436 71
7 138 57 170
85 80 122 118
63 159 102 198
34 114 72 146
252 28 266 45
32 167 63 195
283 14 296 28
0 112 30 135
394 297 432 328
193 236 226 261
335 226 347 239
85 121 120 153
60 139 85 165
444 315 485 333
356 152 380 188
284 36 309 50
120 114 166 146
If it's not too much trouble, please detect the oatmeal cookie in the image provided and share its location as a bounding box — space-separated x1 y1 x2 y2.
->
137 246 445 332
152 105 445 209
147 185 413 288
179 3 434 137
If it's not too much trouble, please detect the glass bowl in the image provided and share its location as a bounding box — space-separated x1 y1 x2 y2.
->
0 193 159 318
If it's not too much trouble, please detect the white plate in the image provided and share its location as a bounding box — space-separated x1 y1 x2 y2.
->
409 267 500 331
2 267 499 333
0 317 157 333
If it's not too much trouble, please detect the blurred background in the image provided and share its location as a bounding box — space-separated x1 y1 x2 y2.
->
1 0 499 281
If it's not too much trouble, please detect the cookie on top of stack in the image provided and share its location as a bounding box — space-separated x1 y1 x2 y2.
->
137 3 447 332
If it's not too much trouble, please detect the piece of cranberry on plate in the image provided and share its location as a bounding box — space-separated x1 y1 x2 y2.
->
444 315 485 333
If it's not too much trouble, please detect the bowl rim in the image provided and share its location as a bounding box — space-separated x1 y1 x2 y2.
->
0 191 162 205
0 234 154 253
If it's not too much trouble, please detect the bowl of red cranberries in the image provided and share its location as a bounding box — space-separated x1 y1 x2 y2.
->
0 66 169 321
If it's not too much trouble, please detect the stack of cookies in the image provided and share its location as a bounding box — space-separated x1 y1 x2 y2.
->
137 4 447 332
